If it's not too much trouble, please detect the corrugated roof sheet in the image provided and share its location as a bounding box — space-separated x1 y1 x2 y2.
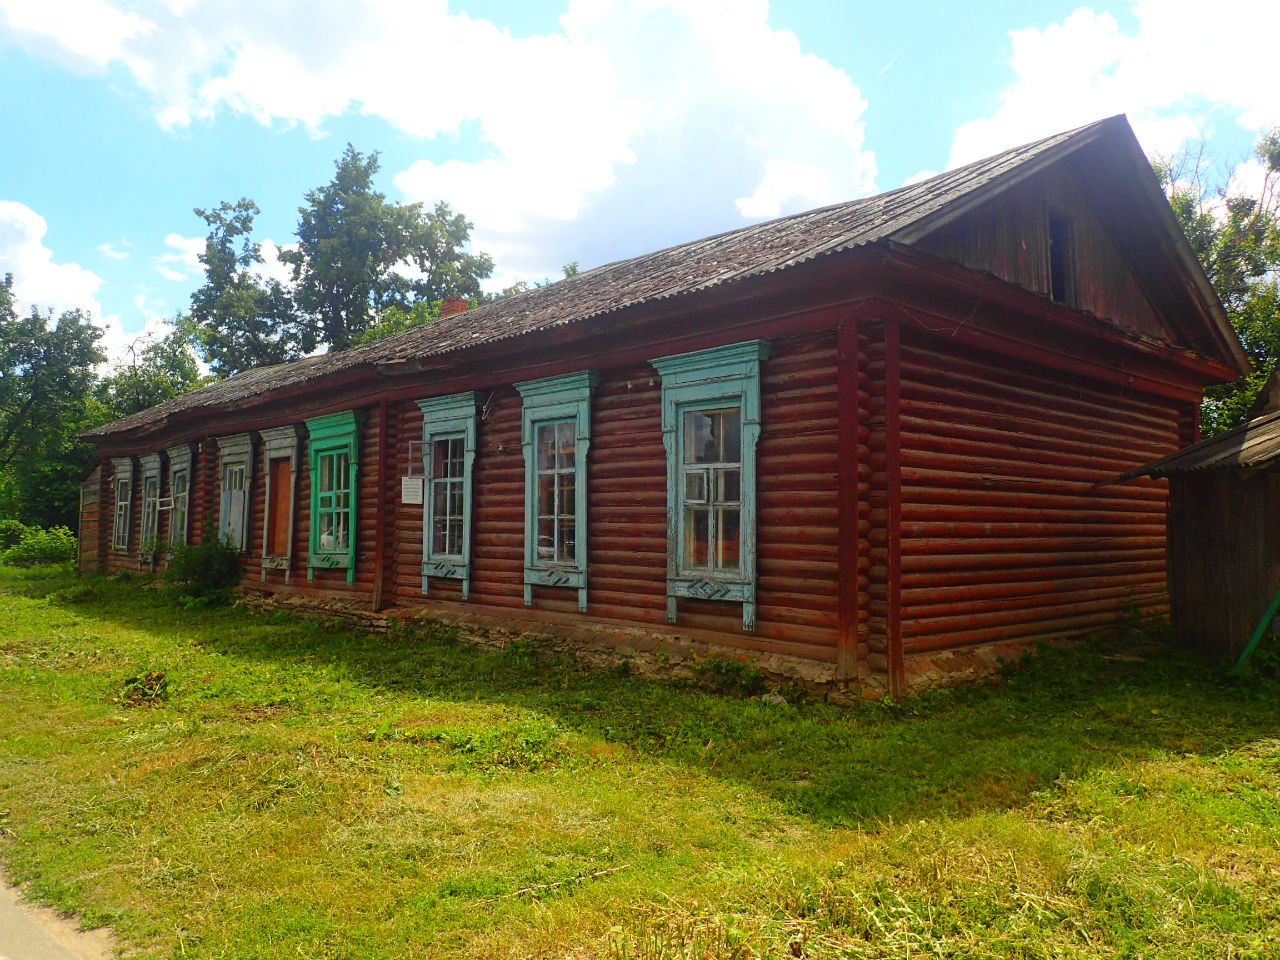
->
85 118 1115 441
1124 409 1280 478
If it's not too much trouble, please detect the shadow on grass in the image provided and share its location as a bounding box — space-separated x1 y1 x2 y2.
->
38 574 1280 828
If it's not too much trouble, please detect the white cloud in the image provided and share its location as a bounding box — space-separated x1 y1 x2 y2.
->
97 241 129 260
0 200 159 365
0 0 876 280
948 1 1280 168
159 232 203 267
735 161 834 219
902 169 939 187
156 264 186 281
254 239 294 287
0 0 152 68
0 200 104 317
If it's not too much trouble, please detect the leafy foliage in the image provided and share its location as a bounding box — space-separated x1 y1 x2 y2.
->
163 528 242 604
352 300 441 347
0 523 76 566
0 273 105 527
281 145 494 352
1155 130 1280 436
95 329 205 419
185 199 302 377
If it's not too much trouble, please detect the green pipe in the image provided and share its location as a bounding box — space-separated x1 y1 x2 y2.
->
1236 583 1280 668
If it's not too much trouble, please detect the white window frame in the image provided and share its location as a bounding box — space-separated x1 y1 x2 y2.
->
217 433 254 552
259 425 303 582
110 457 134 553
165 443 194 551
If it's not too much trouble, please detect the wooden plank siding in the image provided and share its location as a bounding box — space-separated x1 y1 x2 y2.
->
894 325 1177 663
916 165 1168 341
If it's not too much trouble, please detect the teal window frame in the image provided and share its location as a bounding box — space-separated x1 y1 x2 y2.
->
651 340 770 631
306 410 365 584
418 392 480 599
515 371 599 612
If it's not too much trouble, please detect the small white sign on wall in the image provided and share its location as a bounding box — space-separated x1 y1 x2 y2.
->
401 476 425 505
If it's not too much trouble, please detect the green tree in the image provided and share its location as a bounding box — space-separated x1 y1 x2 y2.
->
95 327 205 419
1155 130 1280 436
352 301 442 347
186 199 300 377
281 145 494 352
0 274 105 526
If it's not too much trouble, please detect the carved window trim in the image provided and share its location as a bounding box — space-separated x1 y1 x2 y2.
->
651 340 770 631
110 457 134 553
305 410 365 584
216 433 254 552
417 392 480 599
165 443 194 550
139 452 164 564
515 371 599 612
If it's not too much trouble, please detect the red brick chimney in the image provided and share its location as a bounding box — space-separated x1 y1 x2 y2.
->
440 297 469 319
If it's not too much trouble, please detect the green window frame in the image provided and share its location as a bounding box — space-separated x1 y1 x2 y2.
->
515 371 599 612
306 410 364 583
418 392 480 599
651 340 770 631
139 452 162 563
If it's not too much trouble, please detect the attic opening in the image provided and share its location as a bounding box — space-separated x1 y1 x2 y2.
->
1047 210 1075 305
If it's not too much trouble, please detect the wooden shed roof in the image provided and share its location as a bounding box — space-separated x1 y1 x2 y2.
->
86 115 1242 442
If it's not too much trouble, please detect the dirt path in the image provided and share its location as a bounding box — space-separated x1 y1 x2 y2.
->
0 881 115 960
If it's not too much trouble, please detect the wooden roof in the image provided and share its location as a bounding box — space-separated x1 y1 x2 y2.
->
86 115 1243 442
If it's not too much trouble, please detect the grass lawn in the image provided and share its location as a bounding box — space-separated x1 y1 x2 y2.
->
1 566 1279 958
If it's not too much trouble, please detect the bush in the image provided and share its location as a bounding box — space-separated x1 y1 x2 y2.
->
2 525 77 567
164 532 242 604
0 518 29 550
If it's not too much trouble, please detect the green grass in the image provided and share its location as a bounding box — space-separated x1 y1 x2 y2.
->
1 566 1279 958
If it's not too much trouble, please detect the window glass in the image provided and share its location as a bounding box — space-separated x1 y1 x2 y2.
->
681 405 743 571
169 469 189 547
113 479 131 550
534 418 576 564
141 476 160 546
316 451 351 552
430 435 465 557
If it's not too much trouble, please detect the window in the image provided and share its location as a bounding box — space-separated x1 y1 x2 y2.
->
110 457 133 553
306 410 364 583
165 443 193 549
217 433 254 551
417 392 480 598
651 340 770 631
515 372 599 611
259 425 303 581
1048 210 1075 305
138 453 163 561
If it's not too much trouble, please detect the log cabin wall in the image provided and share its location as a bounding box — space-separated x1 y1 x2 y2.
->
894 323 1180 685
78 466 101 574
1168 470 1280 660
386 331 843 668
916 166 1168 341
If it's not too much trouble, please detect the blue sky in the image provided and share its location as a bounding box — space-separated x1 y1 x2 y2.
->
0 0 1275 362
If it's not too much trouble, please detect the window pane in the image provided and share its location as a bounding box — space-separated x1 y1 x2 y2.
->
684 410 714 463
683 507 710 568
556 420 576 469
558 519 576 561
432 515 449 555
685 470 706 502
319 513 335 549
449 437 464 477
721 409 741 464
537 516 556 562
335 452 350 491
558 471 575 518
719 508 741 570
716 468 741 503
536 423 557 470
449 519 463 555
432 479 449 518
448 480 463 519
319 456 333 493
334 513 348 551
537 474 556 517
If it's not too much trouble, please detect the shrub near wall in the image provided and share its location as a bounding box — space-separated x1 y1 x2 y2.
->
0 523 77 567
